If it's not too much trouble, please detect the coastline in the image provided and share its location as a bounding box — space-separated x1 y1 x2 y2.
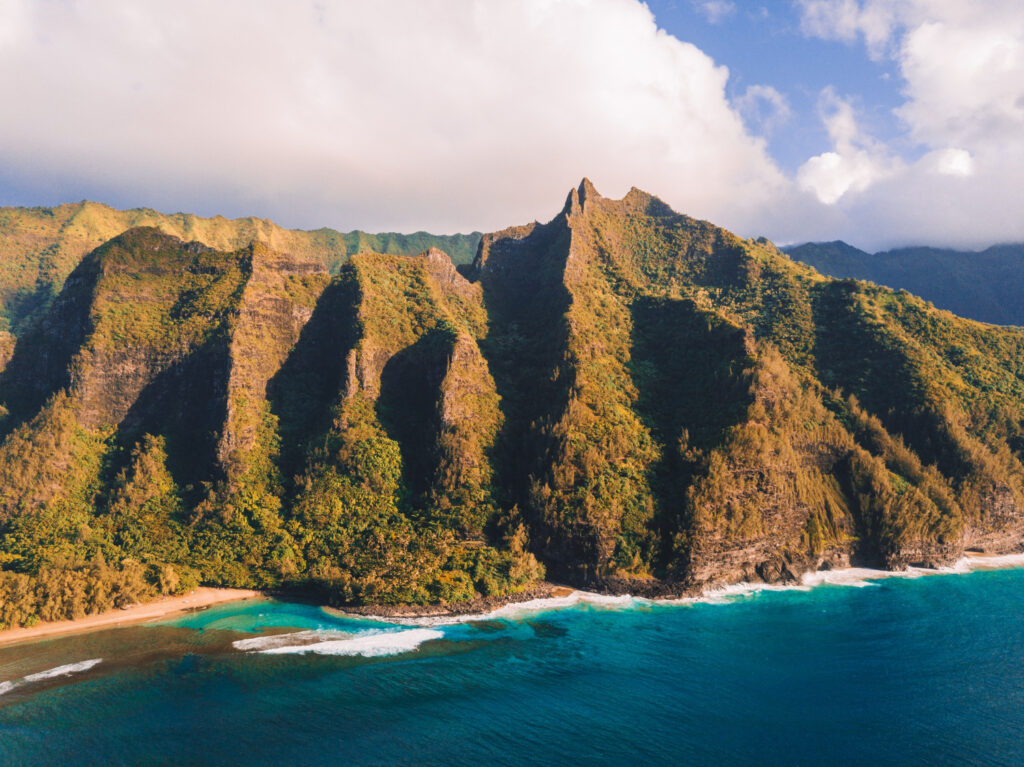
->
0 587 263 648
334 552 1024 625
326 582 580 621
4 552 1024 649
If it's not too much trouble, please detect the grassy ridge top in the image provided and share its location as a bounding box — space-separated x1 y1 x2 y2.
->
0 201 481 336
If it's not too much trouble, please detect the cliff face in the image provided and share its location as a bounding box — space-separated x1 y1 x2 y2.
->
216 243 329 486
471 180 1024 588
2 183 1024 625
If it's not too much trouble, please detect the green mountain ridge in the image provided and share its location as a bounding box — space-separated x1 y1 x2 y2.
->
786 240 1024 326
0 200 481 340
1 181 1023 627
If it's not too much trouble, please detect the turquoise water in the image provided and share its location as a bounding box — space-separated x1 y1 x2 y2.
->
2 569 1024 766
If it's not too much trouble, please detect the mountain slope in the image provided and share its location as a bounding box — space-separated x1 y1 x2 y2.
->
2 183 1023 627
474 182 1024 589
787 240 1024 326
0 201 481 340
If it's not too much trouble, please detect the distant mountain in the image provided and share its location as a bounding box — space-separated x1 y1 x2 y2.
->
786 240 1024 326
0 201 481 337
1 181 1024 628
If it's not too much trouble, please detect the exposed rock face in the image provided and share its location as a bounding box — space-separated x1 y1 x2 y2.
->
216 243 329 483
1 183 1023 604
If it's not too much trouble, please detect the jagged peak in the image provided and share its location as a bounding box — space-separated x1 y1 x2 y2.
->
562 187 580 217
621 186 677 217
578 177 600 206
560 179 680 220
561 178 603 217
622 186 653 206
418 246 478 298
418 246 453 265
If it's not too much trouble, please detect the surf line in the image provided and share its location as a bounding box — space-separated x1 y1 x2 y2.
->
0 658 103 696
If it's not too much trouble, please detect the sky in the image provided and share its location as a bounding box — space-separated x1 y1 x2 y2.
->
0 0 1022 251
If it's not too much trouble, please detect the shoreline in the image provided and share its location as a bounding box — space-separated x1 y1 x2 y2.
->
326 582 581 620
334 551 1024 625
3 552 1024 648
331 551 1024 624
0 587 263 648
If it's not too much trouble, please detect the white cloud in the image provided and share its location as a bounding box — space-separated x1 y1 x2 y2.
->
797 88 901 204
1 0 1022 253
896 6 1024 149
927 148 974 177
734 84 792 136
696 1 737 24
796 0 898 58
0 0 785 236
790 0 1024 249
0 0 29 49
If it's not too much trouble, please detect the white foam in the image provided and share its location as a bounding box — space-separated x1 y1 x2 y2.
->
676 565 957 605
957 553 1024 571
0 658 104 694
425 553 1024 618
676 556 1024 605
681 580 812 605
485 591 636 620
22 658 102 683
308 552 1024 628
240 628 443 657
366 591 641 627
801 567 896 589
232 630 339 652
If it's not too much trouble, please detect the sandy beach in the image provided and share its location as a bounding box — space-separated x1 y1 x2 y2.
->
0 588 263 647
4 552 1024 649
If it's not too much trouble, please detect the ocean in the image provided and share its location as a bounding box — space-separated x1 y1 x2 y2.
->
2 563 1024 766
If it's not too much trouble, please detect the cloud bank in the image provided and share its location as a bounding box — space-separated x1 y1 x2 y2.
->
0 0 786 237
795 0 1024 249
0 0 1022 251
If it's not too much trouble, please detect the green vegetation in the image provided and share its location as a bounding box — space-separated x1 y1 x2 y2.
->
0 230 535 627
1 182 1023 628
0 201 480 338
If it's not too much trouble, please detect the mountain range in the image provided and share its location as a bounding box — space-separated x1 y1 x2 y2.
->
0 201 479 341
1 181 1023 628
786 240 1024 327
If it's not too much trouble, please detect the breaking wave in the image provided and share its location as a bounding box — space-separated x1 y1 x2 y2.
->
22 658 104 682
234 628 443 657
351 552 1024 626
0 658 103 696
371 591 640 627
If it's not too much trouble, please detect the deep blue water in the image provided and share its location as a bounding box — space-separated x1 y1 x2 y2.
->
2 568 1024 766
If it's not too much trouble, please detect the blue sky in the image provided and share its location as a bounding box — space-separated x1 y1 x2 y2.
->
648 0 906 170
0 0 1022 251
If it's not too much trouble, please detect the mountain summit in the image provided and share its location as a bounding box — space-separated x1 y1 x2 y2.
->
1 182 1023 626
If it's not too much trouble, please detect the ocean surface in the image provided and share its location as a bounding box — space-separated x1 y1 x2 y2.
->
2 563 1024 766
